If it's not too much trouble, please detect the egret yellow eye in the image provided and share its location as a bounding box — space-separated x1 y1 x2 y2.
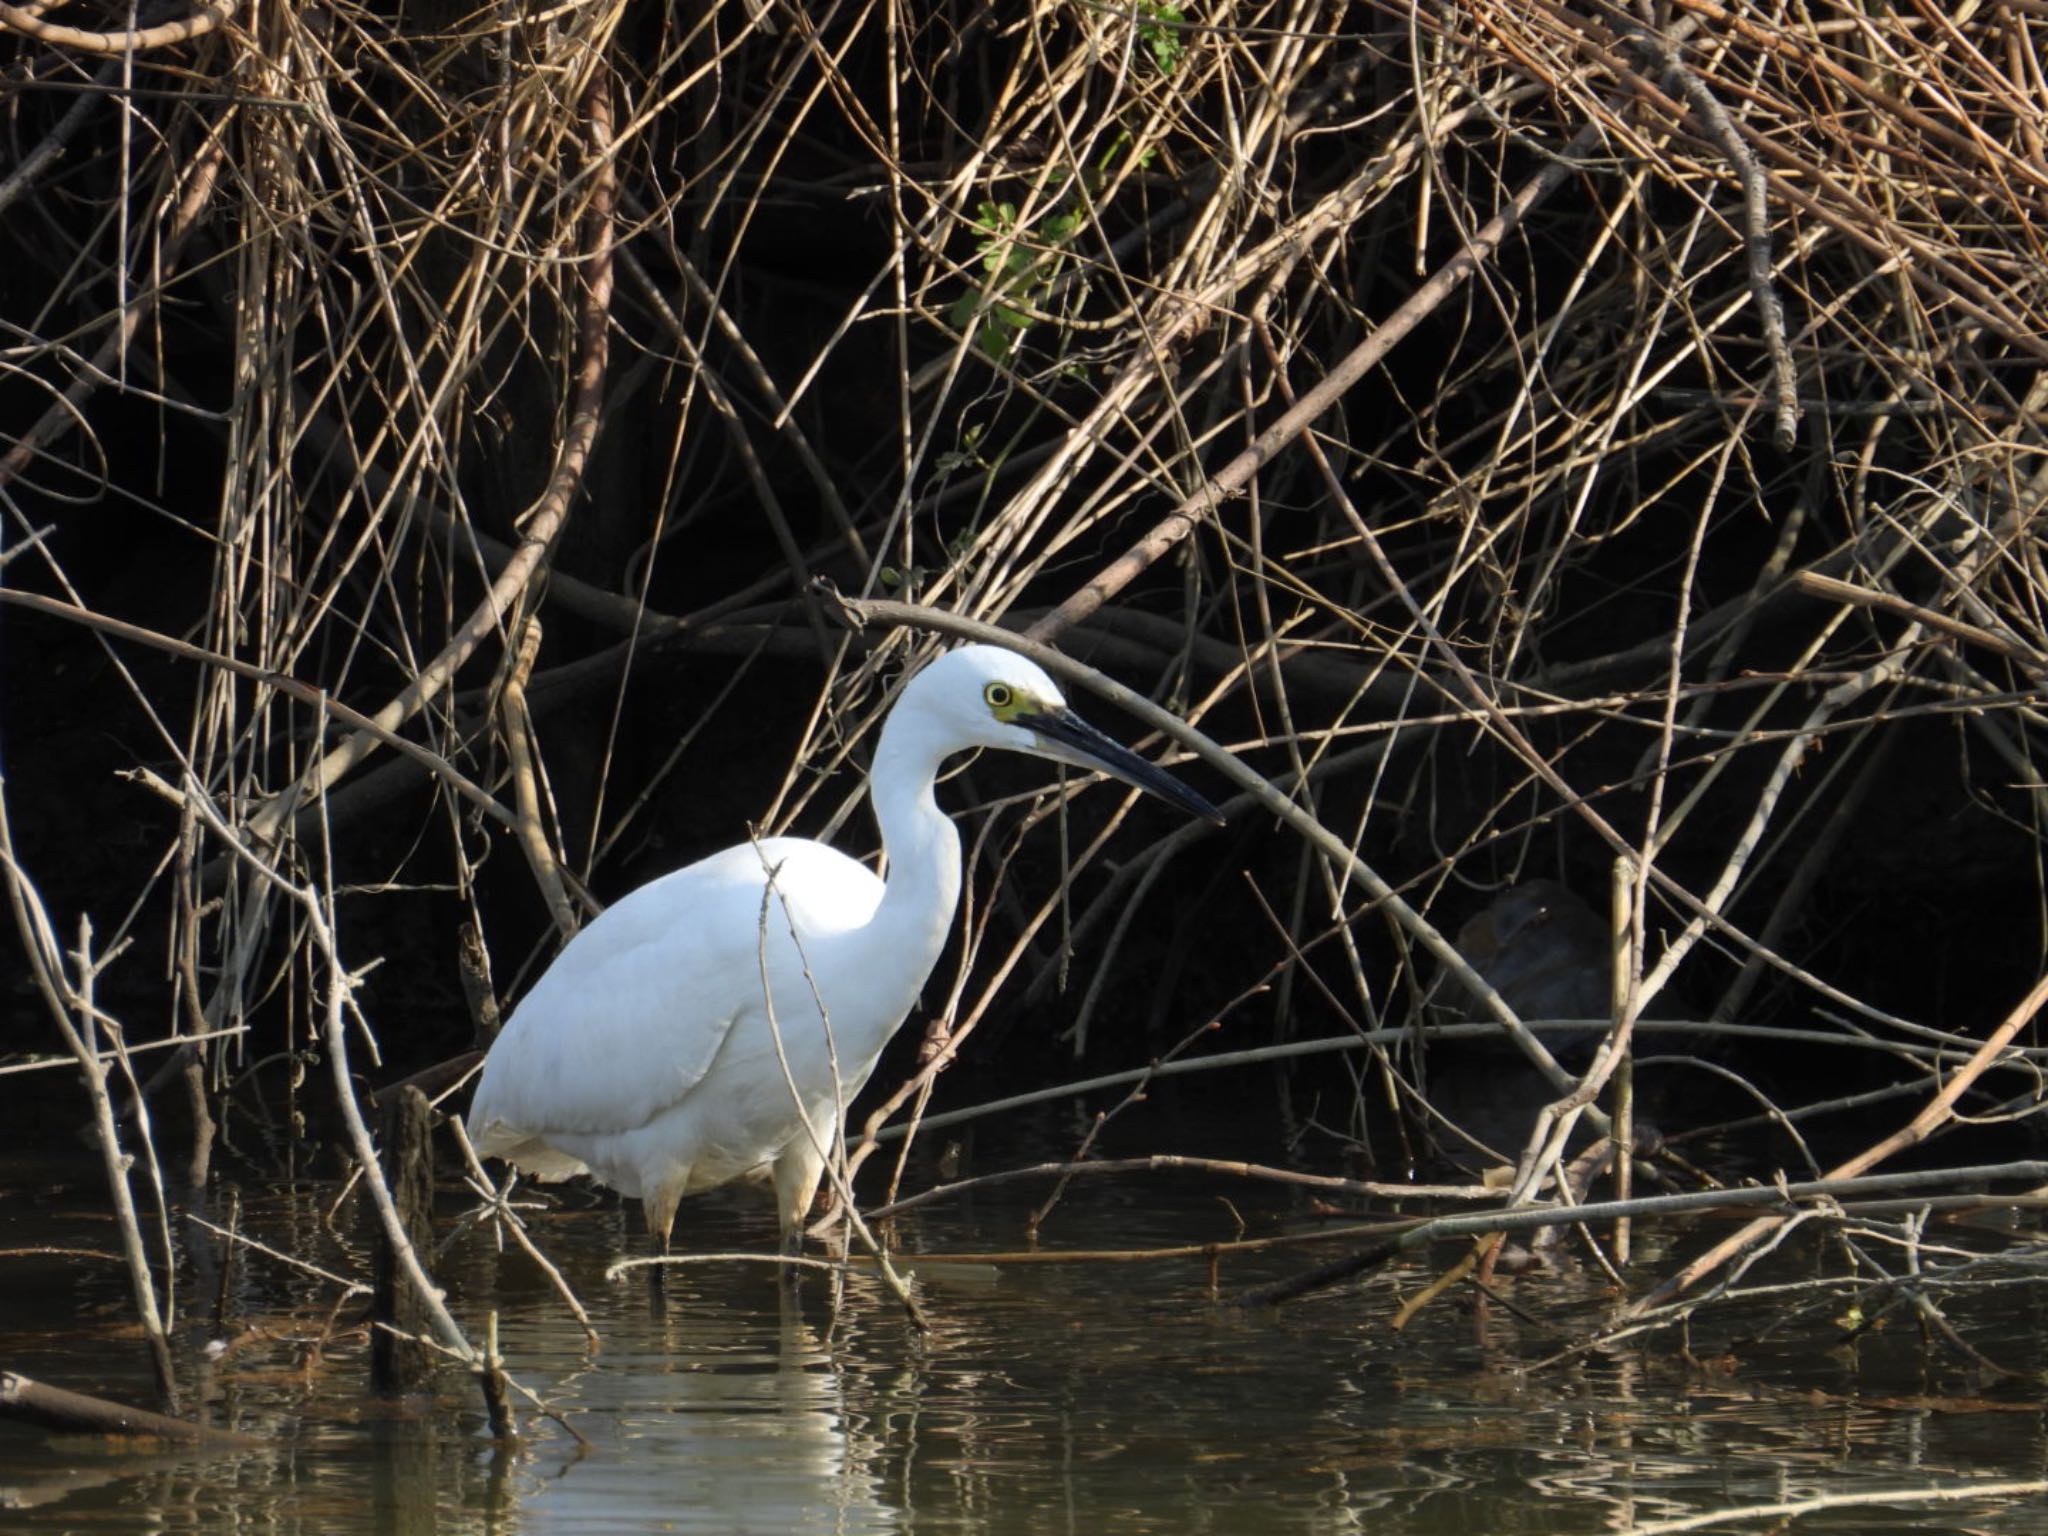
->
984 681 1014 711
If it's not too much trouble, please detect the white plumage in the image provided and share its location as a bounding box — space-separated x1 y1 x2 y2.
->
466 644 1219 1257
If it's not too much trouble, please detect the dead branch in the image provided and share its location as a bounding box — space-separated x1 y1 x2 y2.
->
1622 971 2048 1320
0 1372 260 1446
0 789 178 1410
0 0 234 52
1231 1159 2048 1309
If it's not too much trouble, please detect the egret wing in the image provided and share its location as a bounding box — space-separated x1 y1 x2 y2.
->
468 837 883 1145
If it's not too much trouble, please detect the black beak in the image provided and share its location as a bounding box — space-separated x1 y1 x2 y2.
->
1020 706 1225 825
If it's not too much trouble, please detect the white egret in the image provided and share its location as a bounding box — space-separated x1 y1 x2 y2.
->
466 644 1221 1260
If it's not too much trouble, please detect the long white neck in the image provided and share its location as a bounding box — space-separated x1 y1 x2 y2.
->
862 706 962 984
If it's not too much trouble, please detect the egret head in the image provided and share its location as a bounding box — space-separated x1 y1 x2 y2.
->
900 644 1223 824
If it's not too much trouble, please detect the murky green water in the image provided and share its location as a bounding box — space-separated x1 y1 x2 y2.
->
3 1138 2045 1533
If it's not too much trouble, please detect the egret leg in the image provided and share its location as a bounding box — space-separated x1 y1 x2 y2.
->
776 1222 806 1295
771 1141 828 1289
646 1238 669 1317
645 1179 685 1314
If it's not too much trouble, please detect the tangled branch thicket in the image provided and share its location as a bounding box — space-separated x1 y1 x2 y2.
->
5 0 2048 1324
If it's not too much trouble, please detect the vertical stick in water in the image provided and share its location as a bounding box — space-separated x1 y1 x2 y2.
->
372 1086 436 1394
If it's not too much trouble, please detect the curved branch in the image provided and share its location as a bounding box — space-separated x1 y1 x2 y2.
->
0 0 235 52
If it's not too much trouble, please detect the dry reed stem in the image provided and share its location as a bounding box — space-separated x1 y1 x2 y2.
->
241 60 620 848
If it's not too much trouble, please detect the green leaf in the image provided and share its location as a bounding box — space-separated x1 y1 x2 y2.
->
1138 2 1185 74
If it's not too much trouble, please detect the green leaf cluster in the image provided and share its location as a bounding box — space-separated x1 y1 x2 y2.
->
949 199 1085 362
1138 2 1186 75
